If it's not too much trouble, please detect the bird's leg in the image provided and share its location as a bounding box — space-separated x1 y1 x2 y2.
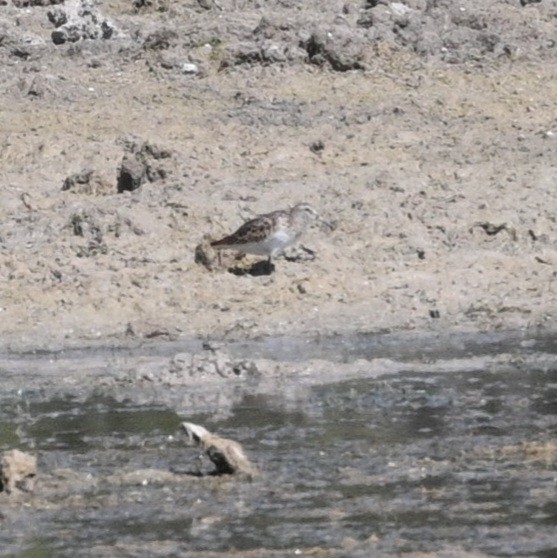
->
267 256 272 274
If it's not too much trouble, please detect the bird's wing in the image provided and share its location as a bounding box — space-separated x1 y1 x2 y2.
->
211 214 278 247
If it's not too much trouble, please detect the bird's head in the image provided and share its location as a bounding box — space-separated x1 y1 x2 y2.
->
182 422 210 447
291 202 319 225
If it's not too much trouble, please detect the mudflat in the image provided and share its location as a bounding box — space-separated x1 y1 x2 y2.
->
1 0 555 350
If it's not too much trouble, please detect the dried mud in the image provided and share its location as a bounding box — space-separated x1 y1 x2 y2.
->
0 0 556 350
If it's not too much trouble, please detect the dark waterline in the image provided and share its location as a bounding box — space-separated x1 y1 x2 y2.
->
3 328 557 364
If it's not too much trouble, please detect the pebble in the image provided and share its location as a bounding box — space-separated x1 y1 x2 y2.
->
182 63 199 74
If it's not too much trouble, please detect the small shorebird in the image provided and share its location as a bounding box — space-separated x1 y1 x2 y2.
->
182 422 258 477
210 202 318 272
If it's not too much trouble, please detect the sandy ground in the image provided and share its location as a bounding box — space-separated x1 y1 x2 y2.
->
1 0 556 351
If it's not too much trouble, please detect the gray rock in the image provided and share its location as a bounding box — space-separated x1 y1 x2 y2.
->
117 153 146 193
117 140 174 193
305 28 373 71
48 0 121 45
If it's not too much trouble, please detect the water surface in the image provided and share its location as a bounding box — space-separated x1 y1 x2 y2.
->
1 343 555 557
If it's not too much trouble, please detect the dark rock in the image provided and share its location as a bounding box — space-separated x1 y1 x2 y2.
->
13 0 63 6
11 46 32 60
117 140 175 193
309 139 325 153
304 29 373 71
117 153 146 193
47 7 68 28
132 0 169 11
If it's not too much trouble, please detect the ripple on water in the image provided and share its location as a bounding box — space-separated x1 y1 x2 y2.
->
0 350 556 557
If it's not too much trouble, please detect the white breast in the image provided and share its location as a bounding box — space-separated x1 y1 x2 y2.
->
238 230 294 257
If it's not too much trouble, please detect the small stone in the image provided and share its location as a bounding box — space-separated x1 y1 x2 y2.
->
390 2 411 16
309 140 325 154
182 63 199 74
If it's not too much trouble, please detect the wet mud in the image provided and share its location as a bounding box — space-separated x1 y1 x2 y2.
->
1 331 556 557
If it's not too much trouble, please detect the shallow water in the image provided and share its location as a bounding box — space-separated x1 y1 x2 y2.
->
1 338 556 557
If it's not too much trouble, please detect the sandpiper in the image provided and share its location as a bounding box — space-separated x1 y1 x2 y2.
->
210 202 318 271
